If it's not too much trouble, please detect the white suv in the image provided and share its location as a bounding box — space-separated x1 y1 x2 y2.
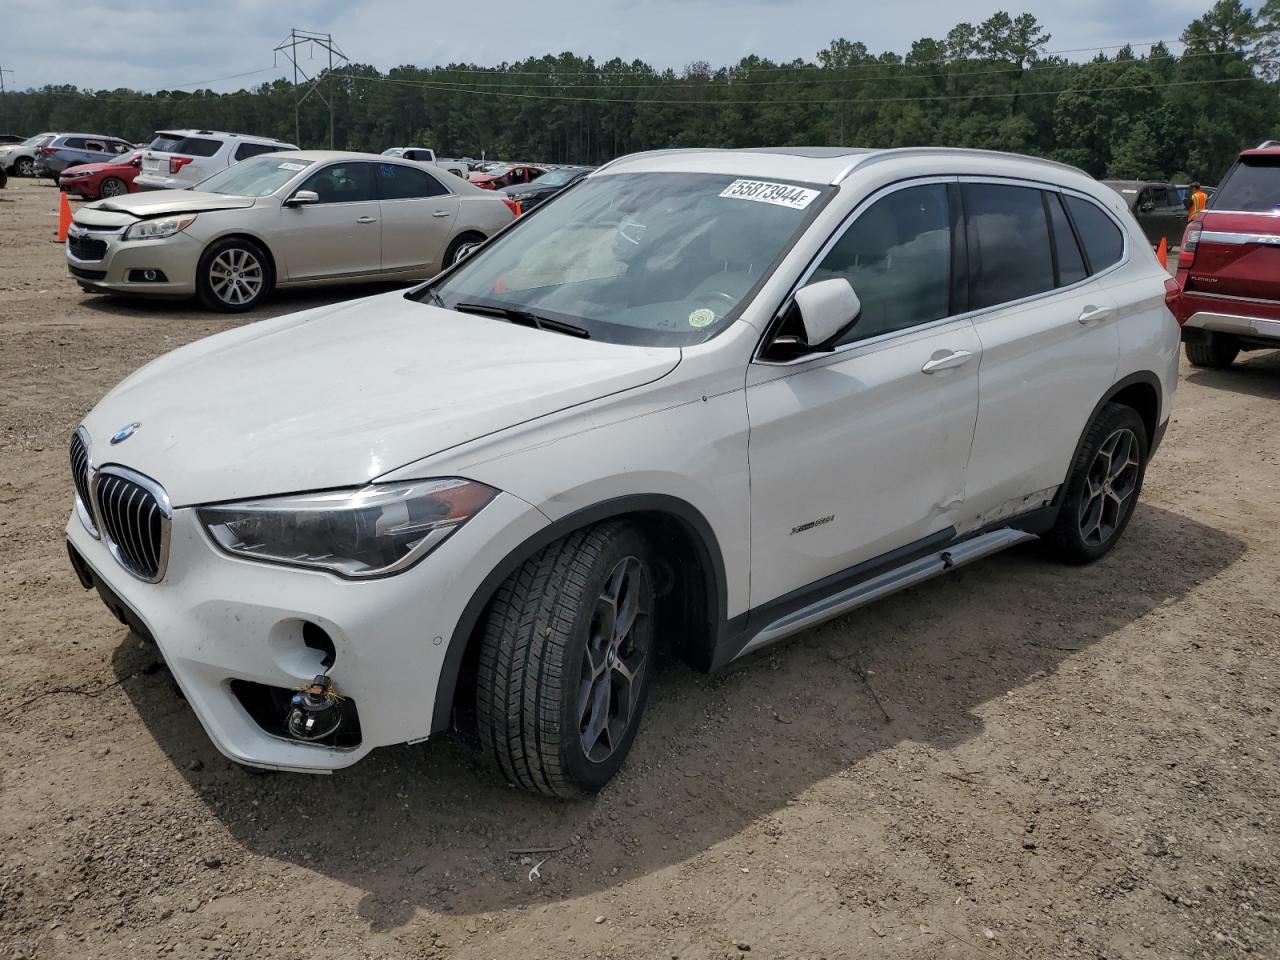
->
135 129 297 191
65 146 1179 796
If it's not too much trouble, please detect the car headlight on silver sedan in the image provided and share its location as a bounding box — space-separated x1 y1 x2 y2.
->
123 214 197 241
198 479 497 579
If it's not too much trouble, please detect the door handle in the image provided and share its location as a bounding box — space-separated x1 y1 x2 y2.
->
356 216 378 224
1078 304 1113 325
921 350 974 374
431 210 452 218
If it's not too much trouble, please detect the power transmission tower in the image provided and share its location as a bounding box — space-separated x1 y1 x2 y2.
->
0 66 13 99
273 29 348 149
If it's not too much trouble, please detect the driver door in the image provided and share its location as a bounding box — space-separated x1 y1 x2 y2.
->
745 180 981 607
278 161 382 281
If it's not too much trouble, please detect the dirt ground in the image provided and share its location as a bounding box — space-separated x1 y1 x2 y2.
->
1 174 1278 960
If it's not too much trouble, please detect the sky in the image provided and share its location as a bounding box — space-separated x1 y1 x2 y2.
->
2 0 1221 93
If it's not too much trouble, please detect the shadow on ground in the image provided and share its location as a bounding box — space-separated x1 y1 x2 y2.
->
110 502 1245 931
1184 349 1280 398
78 280 412 322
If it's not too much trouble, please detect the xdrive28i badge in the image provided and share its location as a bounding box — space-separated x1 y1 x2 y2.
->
109 422 140 445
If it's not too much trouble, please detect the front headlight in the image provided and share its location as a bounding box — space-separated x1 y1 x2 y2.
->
123 214 197 241
198 479 497 579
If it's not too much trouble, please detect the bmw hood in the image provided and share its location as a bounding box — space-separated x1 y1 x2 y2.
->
80 291 681 506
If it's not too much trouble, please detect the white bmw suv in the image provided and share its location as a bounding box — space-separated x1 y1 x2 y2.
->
66 147 1180 796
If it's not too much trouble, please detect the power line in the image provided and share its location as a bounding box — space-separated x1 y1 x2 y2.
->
388 47 1255 91
337 72 1262 107
411 36 1198 77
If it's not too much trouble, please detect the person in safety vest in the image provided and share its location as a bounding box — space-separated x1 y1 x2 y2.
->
1187 182 1208 220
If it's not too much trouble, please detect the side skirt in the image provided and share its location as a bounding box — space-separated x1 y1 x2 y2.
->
729 526 1036 663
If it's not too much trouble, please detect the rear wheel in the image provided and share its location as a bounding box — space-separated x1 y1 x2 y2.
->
474 522 656 798
98 177 127 198
1045 403 1148 564
1184 333 1239 369
196 238 272 312
15 156 33 177
444 232 485 268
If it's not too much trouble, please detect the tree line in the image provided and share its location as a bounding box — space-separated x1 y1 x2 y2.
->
3 0 1279 184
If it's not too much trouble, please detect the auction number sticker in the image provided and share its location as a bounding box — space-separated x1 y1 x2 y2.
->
719 179 819 210
278 162 307 171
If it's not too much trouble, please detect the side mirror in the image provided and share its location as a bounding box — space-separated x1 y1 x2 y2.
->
1140 202 1154 213
285 189 319 207
130 157 141 168
792 278 861 348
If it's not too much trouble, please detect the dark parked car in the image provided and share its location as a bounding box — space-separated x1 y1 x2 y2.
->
33 134 134 179
501 165 593 210
1102 180 1187 250
0 134 26 145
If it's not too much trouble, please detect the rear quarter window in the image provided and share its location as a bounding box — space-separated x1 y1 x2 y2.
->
148 135 222 157
1063 196 1124 273
1212 156 1280 212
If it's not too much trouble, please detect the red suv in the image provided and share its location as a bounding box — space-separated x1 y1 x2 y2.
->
1173 142 1280 367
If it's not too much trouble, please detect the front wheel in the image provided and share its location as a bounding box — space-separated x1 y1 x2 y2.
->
1045 403 1148 564
196 238 272 312
15 156 33 177
98 176 127 198
474 522 656 798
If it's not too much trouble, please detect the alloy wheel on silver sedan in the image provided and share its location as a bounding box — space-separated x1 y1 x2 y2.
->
209 247 265 308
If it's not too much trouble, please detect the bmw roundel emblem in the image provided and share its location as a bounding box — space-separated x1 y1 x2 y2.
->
110 422 141 445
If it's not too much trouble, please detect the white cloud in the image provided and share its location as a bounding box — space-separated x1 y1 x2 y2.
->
4 0 1220 91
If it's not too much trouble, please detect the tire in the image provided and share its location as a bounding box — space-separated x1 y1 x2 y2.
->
1045 403 1149 564
195 237 272 312
98 177 127 198
1184 334 1239 369
475 522 657 798
15 156 33 177
443 232 485 268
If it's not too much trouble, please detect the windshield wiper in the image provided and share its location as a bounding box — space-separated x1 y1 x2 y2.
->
452 301 591 339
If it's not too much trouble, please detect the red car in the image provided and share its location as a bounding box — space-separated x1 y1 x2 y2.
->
469 163 545 190
58 150 143 200
1174 141 1280 367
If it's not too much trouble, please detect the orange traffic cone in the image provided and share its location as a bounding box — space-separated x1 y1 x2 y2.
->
1156 236 1168 269
56 191 73 242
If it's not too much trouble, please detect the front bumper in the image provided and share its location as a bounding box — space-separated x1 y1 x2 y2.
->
66 491 548 772
66 228 201 296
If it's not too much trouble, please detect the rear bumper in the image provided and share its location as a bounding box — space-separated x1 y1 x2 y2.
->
1180 304 1280 345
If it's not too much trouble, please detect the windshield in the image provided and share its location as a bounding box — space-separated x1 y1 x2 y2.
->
194 156 314 196
381 148 405 156
1212 156 1280 212
419 171 829 346
536 169 581 187
22 134 52 147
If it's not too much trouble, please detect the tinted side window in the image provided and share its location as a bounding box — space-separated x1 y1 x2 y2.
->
1046 192 1087 287
806 182 952 345
301 162 374 203
1064 196 1124 273
963 183 1055 310
375 162 448 199
235 142 283 161
63 138 88 150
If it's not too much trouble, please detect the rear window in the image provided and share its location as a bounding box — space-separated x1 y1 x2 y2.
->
148 134 221 157
1063 196 1124 273
1212 156 1280 213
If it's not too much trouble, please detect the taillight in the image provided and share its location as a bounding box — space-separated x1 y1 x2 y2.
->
1164 277 1183 323
1178 221 1201 269
501 197 522 217
168 156 194 175
40 145 57 155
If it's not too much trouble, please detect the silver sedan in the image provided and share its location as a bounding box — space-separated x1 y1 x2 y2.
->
65 151 516 312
